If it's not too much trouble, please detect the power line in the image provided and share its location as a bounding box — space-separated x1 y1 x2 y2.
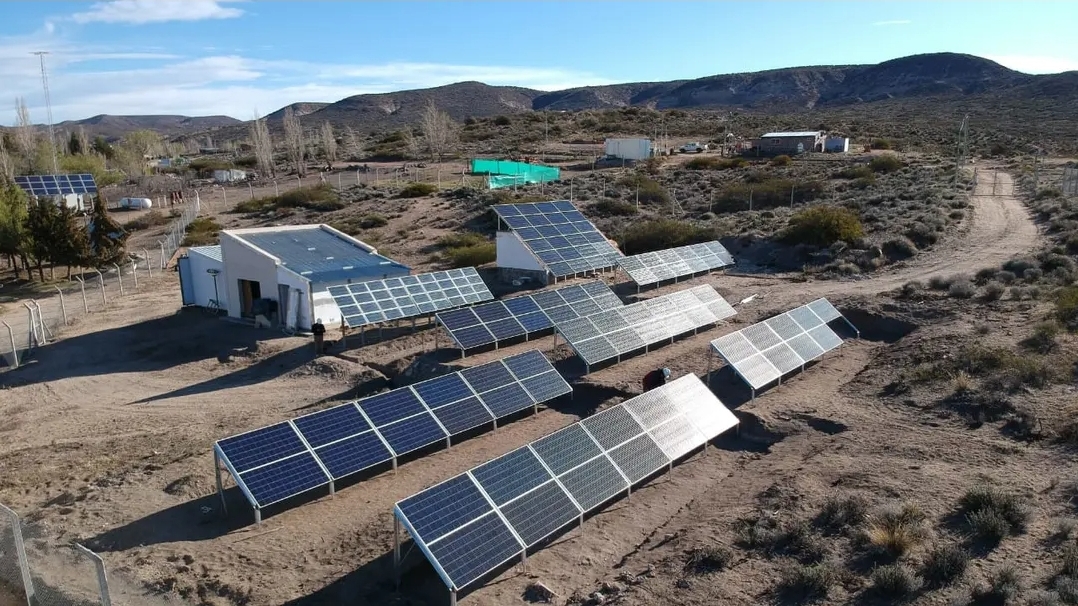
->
32 51 60 175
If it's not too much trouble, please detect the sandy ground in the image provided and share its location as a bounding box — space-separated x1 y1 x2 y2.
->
0 168 1051 606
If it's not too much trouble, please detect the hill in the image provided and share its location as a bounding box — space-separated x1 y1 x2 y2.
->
53 114 241 140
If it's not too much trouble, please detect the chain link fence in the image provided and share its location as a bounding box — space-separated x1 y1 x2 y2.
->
0 252 167 370
157 200 199 270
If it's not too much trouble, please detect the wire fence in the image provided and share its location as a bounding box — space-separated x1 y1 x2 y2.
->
157 199 200 270
0 503 178 606
0 251 168 370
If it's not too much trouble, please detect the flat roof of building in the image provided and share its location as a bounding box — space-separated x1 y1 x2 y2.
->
188 245 222 262
227 225 410 283
761 131 823 138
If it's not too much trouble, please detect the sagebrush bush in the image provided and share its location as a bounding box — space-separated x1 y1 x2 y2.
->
591 199 638 217
900 281 924 298
358 214 388 229
771 154 792 166
949 280 977 299
621 219 713 254
181 216 222 246
870 154 904 173
967 508 1011 543
920 544 968 587
777 563 838 599
883 237 919 259
684 545 733 574
398 183 438 198
782 206 864 247
971 565 1022 605
233 184 344 214
959 485 1030 539
816 495 869 531
123 209 169 231
1060 543 1078 578
982 281 1006 301
872 564 921 598
1055 286 1078 331
1021 322 1060 354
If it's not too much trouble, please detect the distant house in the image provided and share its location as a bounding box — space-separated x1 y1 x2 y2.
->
213 169 247 183
178 224 411 331
755 131 825 155
604 138 653 161
825 137 850 153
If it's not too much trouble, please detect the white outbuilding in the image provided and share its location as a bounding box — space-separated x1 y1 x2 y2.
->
178 224 411 331
604 138 653 161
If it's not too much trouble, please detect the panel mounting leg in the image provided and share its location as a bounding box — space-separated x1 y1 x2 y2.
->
255 508 262 525
214 451 228 516
393 516 401 586
450 589 457 606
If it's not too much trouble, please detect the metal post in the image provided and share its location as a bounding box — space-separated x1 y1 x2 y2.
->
55 286 68 325
248 181 254 200
130 261 138 290
394 516 401 584
338 173 342 190
75 277 88 313
214 451 228 515
0 503 35 606
95 269 106 304
159 240 166 269
2 321 18 369
142 249 152 278
274 181 279 197
73 543 113 606
113 263 124 296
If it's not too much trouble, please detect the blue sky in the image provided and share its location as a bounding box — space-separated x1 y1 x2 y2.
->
2 1 1077 125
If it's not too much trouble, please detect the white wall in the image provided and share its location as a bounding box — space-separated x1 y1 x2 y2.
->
187 249 228 308
276 266 312 330
496 232 544 271
604 138 652 161
219 232 278 319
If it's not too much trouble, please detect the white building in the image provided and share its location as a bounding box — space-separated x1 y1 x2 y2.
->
604 138 653 161
178 224 411 331
825 137 850 153
212 169 247 183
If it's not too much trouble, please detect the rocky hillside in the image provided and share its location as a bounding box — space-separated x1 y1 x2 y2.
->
53 114 240 140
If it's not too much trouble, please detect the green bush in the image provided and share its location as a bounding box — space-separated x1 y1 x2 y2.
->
777 563 838 599
123 210 169 232
398 183 438 198
621 219 714 254
182 216 221 246
871 139 893 150
617 174 670 205
920 544 968 587
1020 322 1060 354
771 154 792 166
591 199 638 217
493 115 511 126
870 154 904 173
438 232 488 249
959 485 1030 540
871 564 921 598
835 165 874 180
684 156 746 170
781 206 864 247
358 214 388 229
233 184 343 214
1055 286 1078 331
713 178 825 212
970 565 1022 605
442 243 495 268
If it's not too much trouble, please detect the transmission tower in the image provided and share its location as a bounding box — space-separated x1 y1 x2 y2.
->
32 51 60 175
953 114 969 190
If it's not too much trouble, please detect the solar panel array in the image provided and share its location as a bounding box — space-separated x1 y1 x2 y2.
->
215 350 571 513
436 280 623 351
709 298 847 390
394 374 738 592
492 201 622 278
617 241 735 287
14 174 98 196
556 285 737 367
328 268 494 329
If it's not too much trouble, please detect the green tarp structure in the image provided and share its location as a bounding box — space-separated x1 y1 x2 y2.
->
471 159 560 189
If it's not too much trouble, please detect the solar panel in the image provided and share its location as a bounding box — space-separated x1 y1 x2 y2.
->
617 241 734 286
709 298 852 391
393 374 735 594
555 285 735 368
492 201 623 278
437 280 623 353
13 173 98 196
331 267 494 329
214 350 569 520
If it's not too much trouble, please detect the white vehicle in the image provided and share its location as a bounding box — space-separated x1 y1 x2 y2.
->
119 197 153 210
680 142 708 153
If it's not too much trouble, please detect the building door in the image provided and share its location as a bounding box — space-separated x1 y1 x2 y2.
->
239 279 261 317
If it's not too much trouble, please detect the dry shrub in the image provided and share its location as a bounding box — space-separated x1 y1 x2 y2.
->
684 545 732 574
398 183 438 198
864 503 928 557
952 370 973 394
872 564 922 598
959 485 1030 542
982 281 1006 301
1056 286 1078 331
620 219 713 254
816 495 869 531
776 563 838 600
949 280 977 299
920 544 968 587
1021 322 1061 354
970 565 1022 605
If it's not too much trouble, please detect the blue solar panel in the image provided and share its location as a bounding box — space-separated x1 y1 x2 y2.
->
428 513 522 590
474 302 511 323
492 202 623 277
504 350 553 380
531 291 566 308
531 424 602 476
337 268 494 329
429 397 495 434
518 312 553 332
504 297 541 315
500 481 579 547
521 372 572 403
217 423 307 473
314 431 393 479
359 389 427 427
239 453 329 507
461 362 515 393
557 455 627 511
607 434 668 484
14 173 98 196
451 324 496 349
486 318 527 340
580 406 645 451
378 413 447 455
478 382 535 417
293 404 371 448
471 447 552 506
413 373 473 408
397 474 492 543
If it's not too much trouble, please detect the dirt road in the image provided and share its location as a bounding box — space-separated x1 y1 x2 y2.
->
724 168 1040 299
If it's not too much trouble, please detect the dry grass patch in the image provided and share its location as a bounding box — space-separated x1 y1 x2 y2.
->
863 503 928 557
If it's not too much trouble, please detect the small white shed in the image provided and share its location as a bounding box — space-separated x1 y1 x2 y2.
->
178 245 228 309
604 138 653 161
213 169 247 183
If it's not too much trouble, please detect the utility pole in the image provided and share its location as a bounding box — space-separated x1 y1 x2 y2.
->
32 51 59 175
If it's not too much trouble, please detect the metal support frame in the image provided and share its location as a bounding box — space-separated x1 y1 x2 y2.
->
75 276 89 313
54 286 67 325
143 249 152 278
214 450 228 516
130 261 138 290
73 543 113 606
113 264 124 296
2 321 18 369
94 269 106 304
0 503 35 606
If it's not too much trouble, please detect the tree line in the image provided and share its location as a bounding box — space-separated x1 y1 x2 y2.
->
0 179 128 282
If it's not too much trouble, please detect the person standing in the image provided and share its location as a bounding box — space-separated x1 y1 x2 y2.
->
642 367 671 392
311 318 326 354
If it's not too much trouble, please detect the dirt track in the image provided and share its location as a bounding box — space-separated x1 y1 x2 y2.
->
0 168 1048 606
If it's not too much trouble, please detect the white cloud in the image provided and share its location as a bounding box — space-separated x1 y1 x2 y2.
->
71 0 244 24
985 54 1078 74
872 20 911 26
0 50 612 124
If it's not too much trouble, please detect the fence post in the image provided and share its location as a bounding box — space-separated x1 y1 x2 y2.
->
0 503 34 605
143 249 152 278
159 240 166 269
75 276 89 313
2 321 18 369
95 269 107 305
113 263 124 296
55 286 68 325
73 543 113 606
130 261 138 290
